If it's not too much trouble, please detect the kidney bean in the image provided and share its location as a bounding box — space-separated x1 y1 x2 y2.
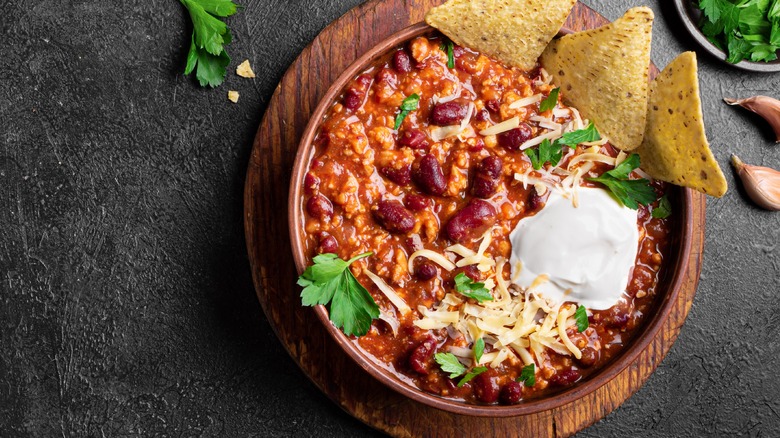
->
405 234 423 253
453 265 481 282
601 305 631 329
380 164 412 186
497 124 533 151
375 67 397 86
415 261 437 281
445 199 497 243
306 194 333 220
374 200 415 234
470 138 485 152
527 187 545 211
475 109 490 122
485 99 500 113
404 194 430 211
392 49 413 73
499 381 523 405
399 129 428 149
303 172 319 195
472 156 503 198
413 154 446 196
473 371 500 404
408 336 437 374
317 232 338 254
343 89 362 110
430 102 468 126
549 369 581 387
577 347 599 368
342 74 372 110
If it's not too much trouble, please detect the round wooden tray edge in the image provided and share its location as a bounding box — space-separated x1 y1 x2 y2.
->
243 1 707 436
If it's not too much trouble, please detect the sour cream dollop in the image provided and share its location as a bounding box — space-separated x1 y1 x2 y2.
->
509 187 638 310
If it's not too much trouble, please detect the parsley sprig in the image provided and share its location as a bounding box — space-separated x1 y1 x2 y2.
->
394 94 420 130
180 0 240 87
539 87 560 112
574 305 589 333
474 338 485 363
587 153 657 210
525 122 601 170
697 0 780 63
440 40 455 68
298 252 379 337
517 364 536 386
454 272 493 302
434 353 488 387
652 194 672 219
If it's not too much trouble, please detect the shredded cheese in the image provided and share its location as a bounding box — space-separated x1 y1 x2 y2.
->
364 270 411 315
408 249 456 274
508 94 543 109
479 117 520 136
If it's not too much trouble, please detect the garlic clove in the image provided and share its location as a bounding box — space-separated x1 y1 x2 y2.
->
724 96 780 143
731 155 780 211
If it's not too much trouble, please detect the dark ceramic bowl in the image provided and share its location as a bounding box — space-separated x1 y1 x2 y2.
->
673 0 780 73
288 22 696 416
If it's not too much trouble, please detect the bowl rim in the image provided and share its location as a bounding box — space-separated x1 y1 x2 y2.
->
287 22 695 417
672 0 780 73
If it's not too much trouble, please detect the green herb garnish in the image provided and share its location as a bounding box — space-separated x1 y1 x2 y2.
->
539 87 560 112
524 123 600 170
652 194 672 219
587 153 657 210
434 352 467 378
525 138 564 170
180 0 240 87
574 305 589 333
298 252 379 336
697 0 780 63
557 122 602 148
440 40 455 68
454 272 493 302
474 338 485 363
457 367 488 387
517 364 536 387
394 93 420 130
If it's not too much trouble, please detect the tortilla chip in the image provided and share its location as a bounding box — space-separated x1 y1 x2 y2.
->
425 0 577 71
540 7 654 151
636 52 727 197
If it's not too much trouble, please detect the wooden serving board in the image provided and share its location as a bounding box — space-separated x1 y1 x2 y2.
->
244 1 706 436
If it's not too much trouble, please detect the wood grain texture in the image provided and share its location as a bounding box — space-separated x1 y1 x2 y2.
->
244 1 705 436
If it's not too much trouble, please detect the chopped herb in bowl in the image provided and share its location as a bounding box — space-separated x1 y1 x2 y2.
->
696 0 780 63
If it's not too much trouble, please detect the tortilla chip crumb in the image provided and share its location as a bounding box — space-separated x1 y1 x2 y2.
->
228 90 240 103
236 60 256 78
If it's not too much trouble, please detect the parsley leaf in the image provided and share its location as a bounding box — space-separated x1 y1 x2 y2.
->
539 87 560 112
652 194 672 219
605 153 641 179
525 138 564 170
587 153 657 210
557 122 601 148
697 0 780 64
298 252 379 336
458 367 488 387
179 0 239 87
517 364 536 386
434 352 467 379
474 338 485 363
394 93 420 130
440 40 455 69
588 176 657 209
574 305 589 333
454 272 493 302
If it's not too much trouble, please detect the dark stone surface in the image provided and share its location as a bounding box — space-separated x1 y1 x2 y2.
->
0 0 777 436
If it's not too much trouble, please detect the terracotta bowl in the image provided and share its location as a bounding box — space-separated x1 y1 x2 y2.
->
288 22 695 417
